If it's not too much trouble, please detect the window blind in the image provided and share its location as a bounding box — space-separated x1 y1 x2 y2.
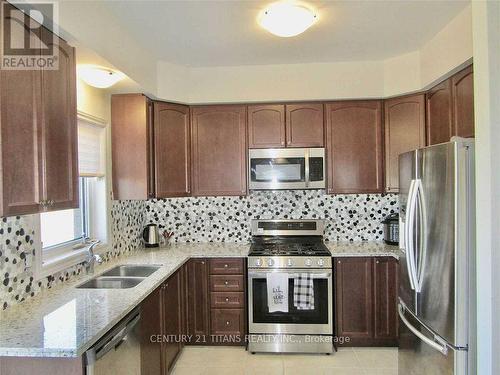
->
78 118 105 177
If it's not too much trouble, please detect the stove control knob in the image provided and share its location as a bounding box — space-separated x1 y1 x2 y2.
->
255 259 262 267
267 258 274 266
317 259 325 266
287 258 293 267
305 258 312 267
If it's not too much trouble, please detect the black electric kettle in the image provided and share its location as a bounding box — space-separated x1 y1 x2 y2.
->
143 224 159 248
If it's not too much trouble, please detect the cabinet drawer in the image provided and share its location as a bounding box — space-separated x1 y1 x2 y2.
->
210 292 245 308
210 275 244 292
209 258 244 275
211 308 245 336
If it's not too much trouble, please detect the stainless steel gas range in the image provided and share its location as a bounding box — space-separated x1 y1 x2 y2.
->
247 219 333 354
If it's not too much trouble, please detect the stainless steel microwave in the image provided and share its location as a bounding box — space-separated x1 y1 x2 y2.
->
248 148 326 190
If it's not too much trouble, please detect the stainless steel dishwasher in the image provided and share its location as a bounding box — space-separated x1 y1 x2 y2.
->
84 308 141 375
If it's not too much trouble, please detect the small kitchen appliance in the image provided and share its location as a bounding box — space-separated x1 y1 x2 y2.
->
248 148 325 190
382 213 399 245
142 224 159 248
247 219 333 354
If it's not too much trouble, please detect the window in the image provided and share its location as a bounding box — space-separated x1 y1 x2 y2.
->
34 113 109 279
40 178 87 249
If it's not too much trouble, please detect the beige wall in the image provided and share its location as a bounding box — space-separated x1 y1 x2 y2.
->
471 2 500 375
420 5 473 88
76 79 110 121
185 60 385 104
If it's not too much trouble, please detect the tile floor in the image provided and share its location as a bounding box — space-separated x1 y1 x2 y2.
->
171 346 398 375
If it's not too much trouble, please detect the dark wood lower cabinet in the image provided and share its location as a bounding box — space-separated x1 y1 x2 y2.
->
162 269 183 372
335 257 398 347
140 268 185 375
186 259 210 341
140 287 163 375
185 258 247 346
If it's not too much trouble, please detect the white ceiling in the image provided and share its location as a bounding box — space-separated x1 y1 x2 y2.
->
102 0 469 67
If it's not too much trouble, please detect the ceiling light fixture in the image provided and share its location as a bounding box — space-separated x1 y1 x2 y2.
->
258 2 318 37
78 65 125 89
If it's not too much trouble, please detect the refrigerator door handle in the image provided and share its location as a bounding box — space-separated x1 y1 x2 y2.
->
405 179 419 291
398 304 448 356
415 179 428 292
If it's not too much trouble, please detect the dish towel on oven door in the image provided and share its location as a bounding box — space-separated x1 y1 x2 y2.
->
294 273 315 310
266 273 289 313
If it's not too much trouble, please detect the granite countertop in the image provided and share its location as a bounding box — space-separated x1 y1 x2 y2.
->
0 241 399 358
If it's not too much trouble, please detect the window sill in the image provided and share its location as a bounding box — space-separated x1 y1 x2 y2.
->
35 242 109 280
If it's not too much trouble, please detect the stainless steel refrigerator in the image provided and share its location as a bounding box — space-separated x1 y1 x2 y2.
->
398 139 476 375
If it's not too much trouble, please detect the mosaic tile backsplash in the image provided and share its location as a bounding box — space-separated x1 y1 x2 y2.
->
0 201 144 310
146 191 398 243
1 191 398 309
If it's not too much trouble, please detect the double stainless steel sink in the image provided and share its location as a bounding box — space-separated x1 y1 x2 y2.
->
77 265 161 289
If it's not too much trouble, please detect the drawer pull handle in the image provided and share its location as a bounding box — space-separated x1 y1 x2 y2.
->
224 281 229 285
225 297 229 302
226 321 230 326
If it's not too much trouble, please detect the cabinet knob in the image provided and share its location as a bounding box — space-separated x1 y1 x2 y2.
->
224 281 229 285
225 297 229 302
201 261 205 265
376 260 380 264
338 260 341 264
226 321 230 326
224 264 228 268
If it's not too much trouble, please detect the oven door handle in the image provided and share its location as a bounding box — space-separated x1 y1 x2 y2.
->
248 271 332 279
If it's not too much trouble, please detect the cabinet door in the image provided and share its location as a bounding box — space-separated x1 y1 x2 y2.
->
426 79 453 145
325 101 384 194
248 104 285 148
154 102 191 197
141 287 163 375
451 65 474 138
285 103 324 147
111 94 152 200
186 259 210 341
335 257 374 345
191 105 247 196
162 271 182 372
0 5 43 216
40 30 78 211
384 95 425 192
373 257 398 344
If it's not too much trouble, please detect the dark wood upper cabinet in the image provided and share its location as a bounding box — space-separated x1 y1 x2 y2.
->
285 103 324 147
325 101 384 194
248 103 324 149
111 94 154 200
0 62 43 217
154 102 191 198
426 79 453 145
186 259 210 340
384 94 426 192
0 16 78 216
335 257 374 343
247 104 285 148
373 257 398 344
40 30 78 211
451 65 474 138
191 105 247 196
